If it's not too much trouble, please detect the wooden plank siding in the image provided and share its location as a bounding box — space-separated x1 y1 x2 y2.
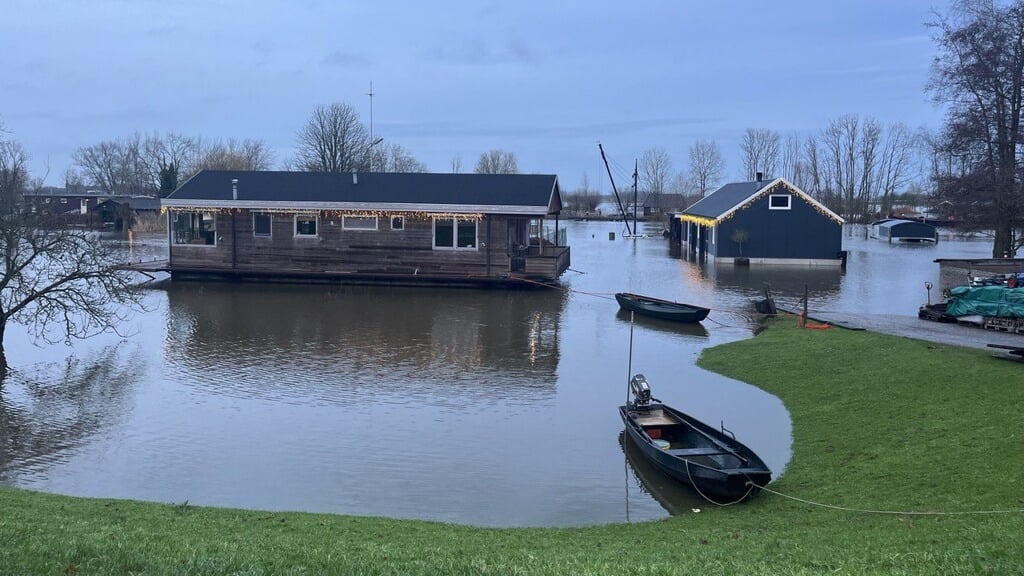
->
167 210 568 283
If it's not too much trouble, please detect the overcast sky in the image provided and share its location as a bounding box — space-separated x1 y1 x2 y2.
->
2 1 945 191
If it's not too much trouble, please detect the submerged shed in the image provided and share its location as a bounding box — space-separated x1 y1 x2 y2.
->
870 219 937 243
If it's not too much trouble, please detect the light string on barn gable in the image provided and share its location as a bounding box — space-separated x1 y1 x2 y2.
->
676 181 842 227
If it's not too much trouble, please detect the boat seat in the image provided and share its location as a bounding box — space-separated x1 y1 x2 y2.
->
666 447 728 457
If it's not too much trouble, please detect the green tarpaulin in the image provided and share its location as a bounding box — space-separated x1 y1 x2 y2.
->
944 285 1024 318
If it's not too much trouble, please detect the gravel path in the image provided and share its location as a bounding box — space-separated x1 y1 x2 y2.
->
801 310 1024 353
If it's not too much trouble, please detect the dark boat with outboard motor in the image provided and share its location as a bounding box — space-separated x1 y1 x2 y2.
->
619 374 771 502
614 292 710 323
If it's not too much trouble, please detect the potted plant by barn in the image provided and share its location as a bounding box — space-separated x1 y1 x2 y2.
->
731 228 750 265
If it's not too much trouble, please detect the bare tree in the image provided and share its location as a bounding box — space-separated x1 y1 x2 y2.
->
688 139 725 197
779 133 802 183
563 172 602 214
192 137 274 172
372 143 427 173
474 149 519 174
295 102 370 172
740 128 781 180
72 134 152 195
638 147 672 214
818 115 881 221
0 126 28 213
928 0 1024 257
143 132 197 196
1 130 144 378
451 154 462 173
874 123 919 217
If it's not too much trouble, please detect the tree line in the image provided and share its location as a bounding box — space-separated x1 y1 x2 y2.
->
30 102 522 199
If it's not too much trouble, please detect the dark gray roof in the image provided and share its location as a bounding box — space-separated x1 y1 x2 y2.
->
682 180 772 219
164 170 562 215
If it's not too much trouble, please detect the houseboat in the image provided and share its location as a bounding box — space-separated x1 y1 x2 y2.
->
156 170 570 286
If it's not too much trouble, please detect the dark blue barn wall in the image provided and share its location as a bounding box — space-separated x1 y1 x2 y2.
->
711 193 841 260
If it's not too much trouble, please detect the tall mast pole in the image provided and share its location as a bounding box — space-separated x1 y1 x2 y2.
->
598 143 632 236
632 159 638 236
367 81 375 171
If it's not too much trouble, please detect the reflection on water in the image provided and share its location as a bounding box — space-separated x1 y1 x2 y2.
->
2 221 992 527
620 431 704 517
163 283 565 408
0 346 141 483
614 310 709 340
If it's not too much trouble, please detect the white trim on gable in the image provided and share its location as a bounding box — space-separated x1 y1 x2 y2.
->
716 178 844 224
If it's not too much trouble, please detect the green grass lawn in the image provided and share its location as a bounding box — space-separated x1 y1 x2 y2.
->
2 319 1022 575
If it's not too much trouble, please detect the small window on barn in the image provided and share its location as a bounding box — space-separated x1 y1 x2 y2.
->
343 216 377 230
768 194 792 210
433 218 478 250
173 211 216 245
391 216 404 230
253 213 272 237
295 214 318 237
60 198 68 204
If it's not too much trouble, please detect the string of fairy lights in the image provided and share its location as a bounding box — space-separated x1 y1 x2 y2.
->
676 181 843 227
160 207 486 221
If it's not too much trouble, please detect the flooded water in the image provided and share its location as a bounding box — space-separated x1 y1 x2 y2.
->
0 222 997 526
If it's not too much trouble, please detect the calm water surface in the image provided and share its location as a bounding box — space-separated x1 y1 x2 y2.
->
0 222 995 526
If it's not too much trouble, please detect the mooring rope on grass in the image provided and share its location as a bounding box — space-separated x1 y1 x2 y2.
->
748 482 1024 516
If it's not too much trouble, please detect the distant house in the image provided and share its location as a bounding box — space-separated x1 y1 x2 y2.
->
21 187 160 230
158 170 571 285
676 177 845 265
21 186 109 217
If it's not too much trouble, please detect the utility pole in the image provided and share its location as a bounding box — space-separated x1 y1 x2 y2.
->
367 81 376 171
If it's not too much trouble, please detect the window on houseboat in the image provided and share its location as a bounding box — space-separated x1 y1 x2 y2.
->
253 213 272 237
391 216 404 230
433 218 477 250
173 211 216 245
295 215 318 237
769 194 792 210
343 216 377 230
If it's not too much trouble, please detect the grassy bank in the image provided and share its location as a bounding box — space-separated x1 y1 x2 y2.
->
2 319 1022 575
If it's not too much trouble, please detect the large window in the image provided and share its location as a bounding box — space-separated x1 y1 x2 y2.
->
173 211 216 245
253 213 272 237
295 214 318 237
433 218 477 250
343 216 377 230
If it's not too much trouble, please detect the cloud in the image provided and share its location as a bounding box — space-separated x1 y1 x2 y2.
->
320 50 371 68
429 37 536 66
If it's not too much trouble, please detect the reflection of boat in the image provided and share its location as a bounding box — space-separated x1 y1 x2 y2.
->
619 374 771 502
615 309 709 338
614 293 710 323
619 431 703 515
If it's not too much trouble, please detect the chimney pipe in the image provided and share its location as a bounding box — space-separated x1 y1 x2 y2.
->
231 178 238 200
756 172 763 182
353 173 358 185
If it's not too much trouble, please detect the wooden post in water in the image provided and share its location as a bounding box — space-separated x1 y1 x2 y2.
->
799 284 809 328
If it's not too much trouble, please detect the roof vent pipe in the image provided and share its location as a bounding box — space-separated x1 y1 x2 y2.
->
232 178 238 200
756 172 763 182
353 173 358 185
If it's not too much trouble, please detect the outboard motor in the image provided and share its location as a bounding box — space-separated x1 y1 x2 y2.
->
629 374 652 408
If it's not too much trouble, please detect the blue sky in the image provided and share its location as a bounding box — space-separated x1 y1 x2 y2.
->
1 1 945 191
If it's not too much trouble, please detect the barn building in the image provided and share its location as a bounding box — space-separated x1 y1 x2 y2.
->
676 177 845 266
